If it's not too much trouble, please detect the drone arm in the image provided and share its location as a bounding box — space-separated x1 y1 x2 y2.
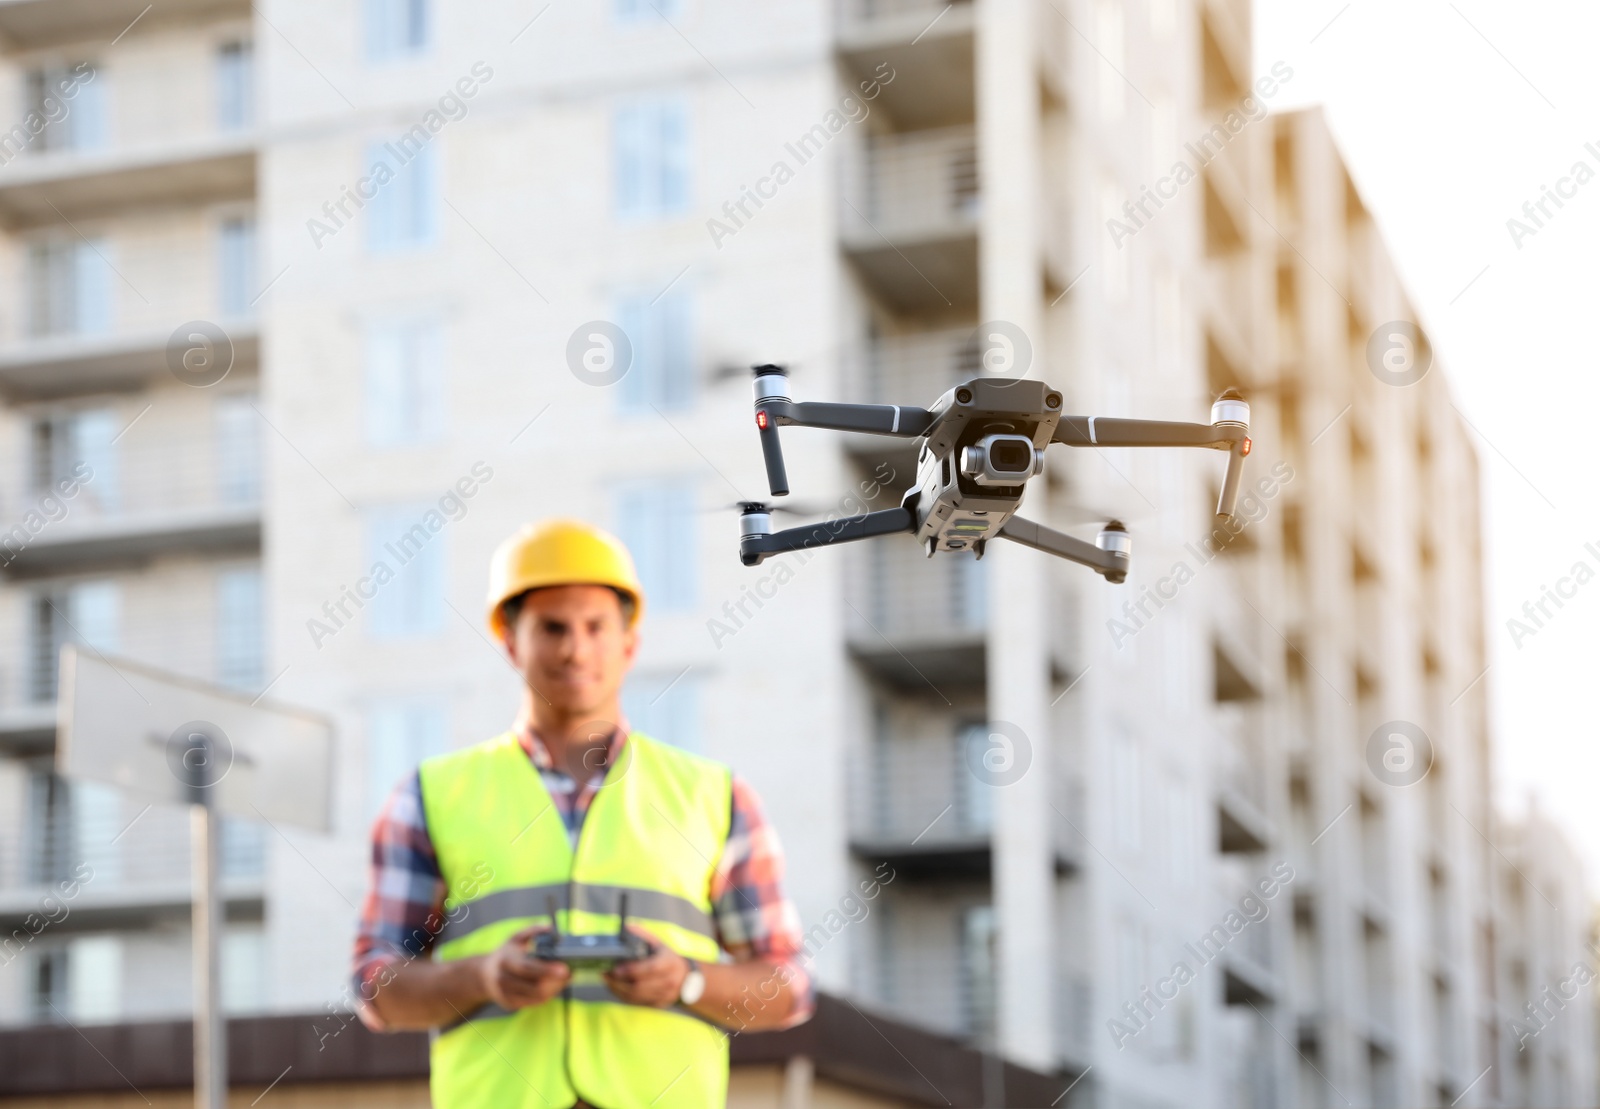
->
995 516 1131 583
1216 440 1247 518
740 506 915 566
766 399 936 438
1052 416 1243 450
751 364 934 498
1054 392 1252 519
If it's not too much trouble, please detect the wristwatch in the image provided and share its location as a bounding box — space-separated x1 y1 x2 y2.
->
679 957 706 1006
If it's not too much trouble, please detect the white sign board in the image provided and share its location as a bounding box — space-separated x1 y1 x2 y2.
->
57 646 334 833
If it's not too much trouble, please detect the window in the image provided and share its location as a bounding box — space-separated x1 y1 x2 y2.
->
616 288 694 410
216 41 254 130
365 506 446 639
956 722 994 834
621 669 700 751
216 567 263 690
366 140 437 252
31 948 69 1022
613 97 690 220
27 238 113 337
73 780 123 884
24 62 106 153
218 216 257 315
366 695 449 818
365 0 429 59
221 819 265 879
68 935 121 1022
960 905 997 1041
27 768 72 884
615 480 696 610
214 394 261 504
31 408 119 511
615 0 681 20
364 315 445 444
223 927 266 1013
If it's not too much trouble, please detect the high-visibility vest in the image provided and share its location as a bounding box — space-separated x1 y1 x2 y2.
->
419 731 732 1109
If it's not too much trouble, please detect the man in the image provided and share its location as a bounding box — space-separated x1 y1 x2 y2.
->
352 519 812 1108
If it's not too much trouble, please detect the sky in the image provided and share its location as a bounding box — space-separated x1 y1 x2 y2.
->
1254 0 1600 883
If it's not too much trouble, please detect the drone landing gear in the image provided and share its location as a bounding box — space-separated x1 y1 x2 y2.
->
740 505 915 567
996 517 1131 583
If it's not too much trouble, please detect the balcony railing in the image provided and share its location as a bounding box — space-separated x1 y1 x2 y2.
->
849 733 993 851
868 898 996 1043
846 540 985 645
1222 879 1274 975
0 781 264 906
841 126 979 245
1216 704 1265 811
842 328 981 406
1 423 261 550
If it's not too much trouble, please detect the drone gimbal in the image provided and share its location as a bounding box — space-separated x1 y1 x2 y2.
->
738 365 1250 584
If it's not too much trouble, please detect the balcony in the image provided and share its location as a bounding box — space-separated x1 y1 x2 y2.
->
0 779 263 930
0 422 262 577
847 733 1082 878
0 562 265 755
840 126 980 313
1220 873 1278 1004
0 135 256 228
841 328 981 407
845 539 986 690
835 1 975 132
849 732 993 878
0 0 249 50
0 322 260 401
866 893 995 1043
1216 704 1270 853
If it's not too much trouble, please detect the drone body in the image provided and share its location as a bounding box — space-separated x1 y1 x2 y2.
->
739 364 1250 584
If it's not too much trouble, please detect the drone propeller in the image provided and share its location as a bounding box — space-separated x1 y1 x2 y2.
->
1054 502 1152 526
708 499 829 518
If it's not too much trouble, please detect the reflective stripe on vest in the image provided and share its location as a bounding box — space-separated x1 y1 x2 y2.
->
419 731 733 1109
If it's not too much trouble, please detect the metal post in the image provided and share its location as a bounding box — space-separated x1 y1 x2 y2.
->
189 742 226 1109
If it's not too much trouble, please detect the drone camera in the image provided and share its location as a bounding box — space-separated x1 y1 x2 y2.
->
960 433 1045 486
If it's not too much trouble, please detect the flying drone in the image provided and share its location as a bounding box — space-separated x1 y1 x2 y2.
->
737 364 1250 584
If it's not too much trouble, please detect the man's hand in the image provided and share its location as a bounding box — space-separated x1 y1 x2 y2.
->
478 925 572 1011
603 926 689 1008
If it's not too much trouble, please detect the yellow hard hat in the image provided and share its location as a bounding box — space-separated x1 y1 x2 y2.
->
485 519 644 637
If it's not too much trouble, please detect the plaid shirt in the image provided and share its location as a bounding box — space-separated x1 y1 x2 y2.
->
352 724 813 1029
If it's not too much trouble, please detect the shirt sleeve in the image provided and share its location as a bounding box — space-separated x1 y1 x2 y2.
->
709 774 815 1029
350 771 448 1031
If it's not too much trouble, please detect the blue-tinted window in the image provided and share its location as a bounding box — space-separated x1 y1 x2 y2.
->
366 140 437 252
216 42 253 130
364 315 445 445
366 505 446 639
616 288 694 410
365 0 429 60
216 567 263 690
615 480 696 611
218 216 256 315
366 696 449 819
614 97 690 220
